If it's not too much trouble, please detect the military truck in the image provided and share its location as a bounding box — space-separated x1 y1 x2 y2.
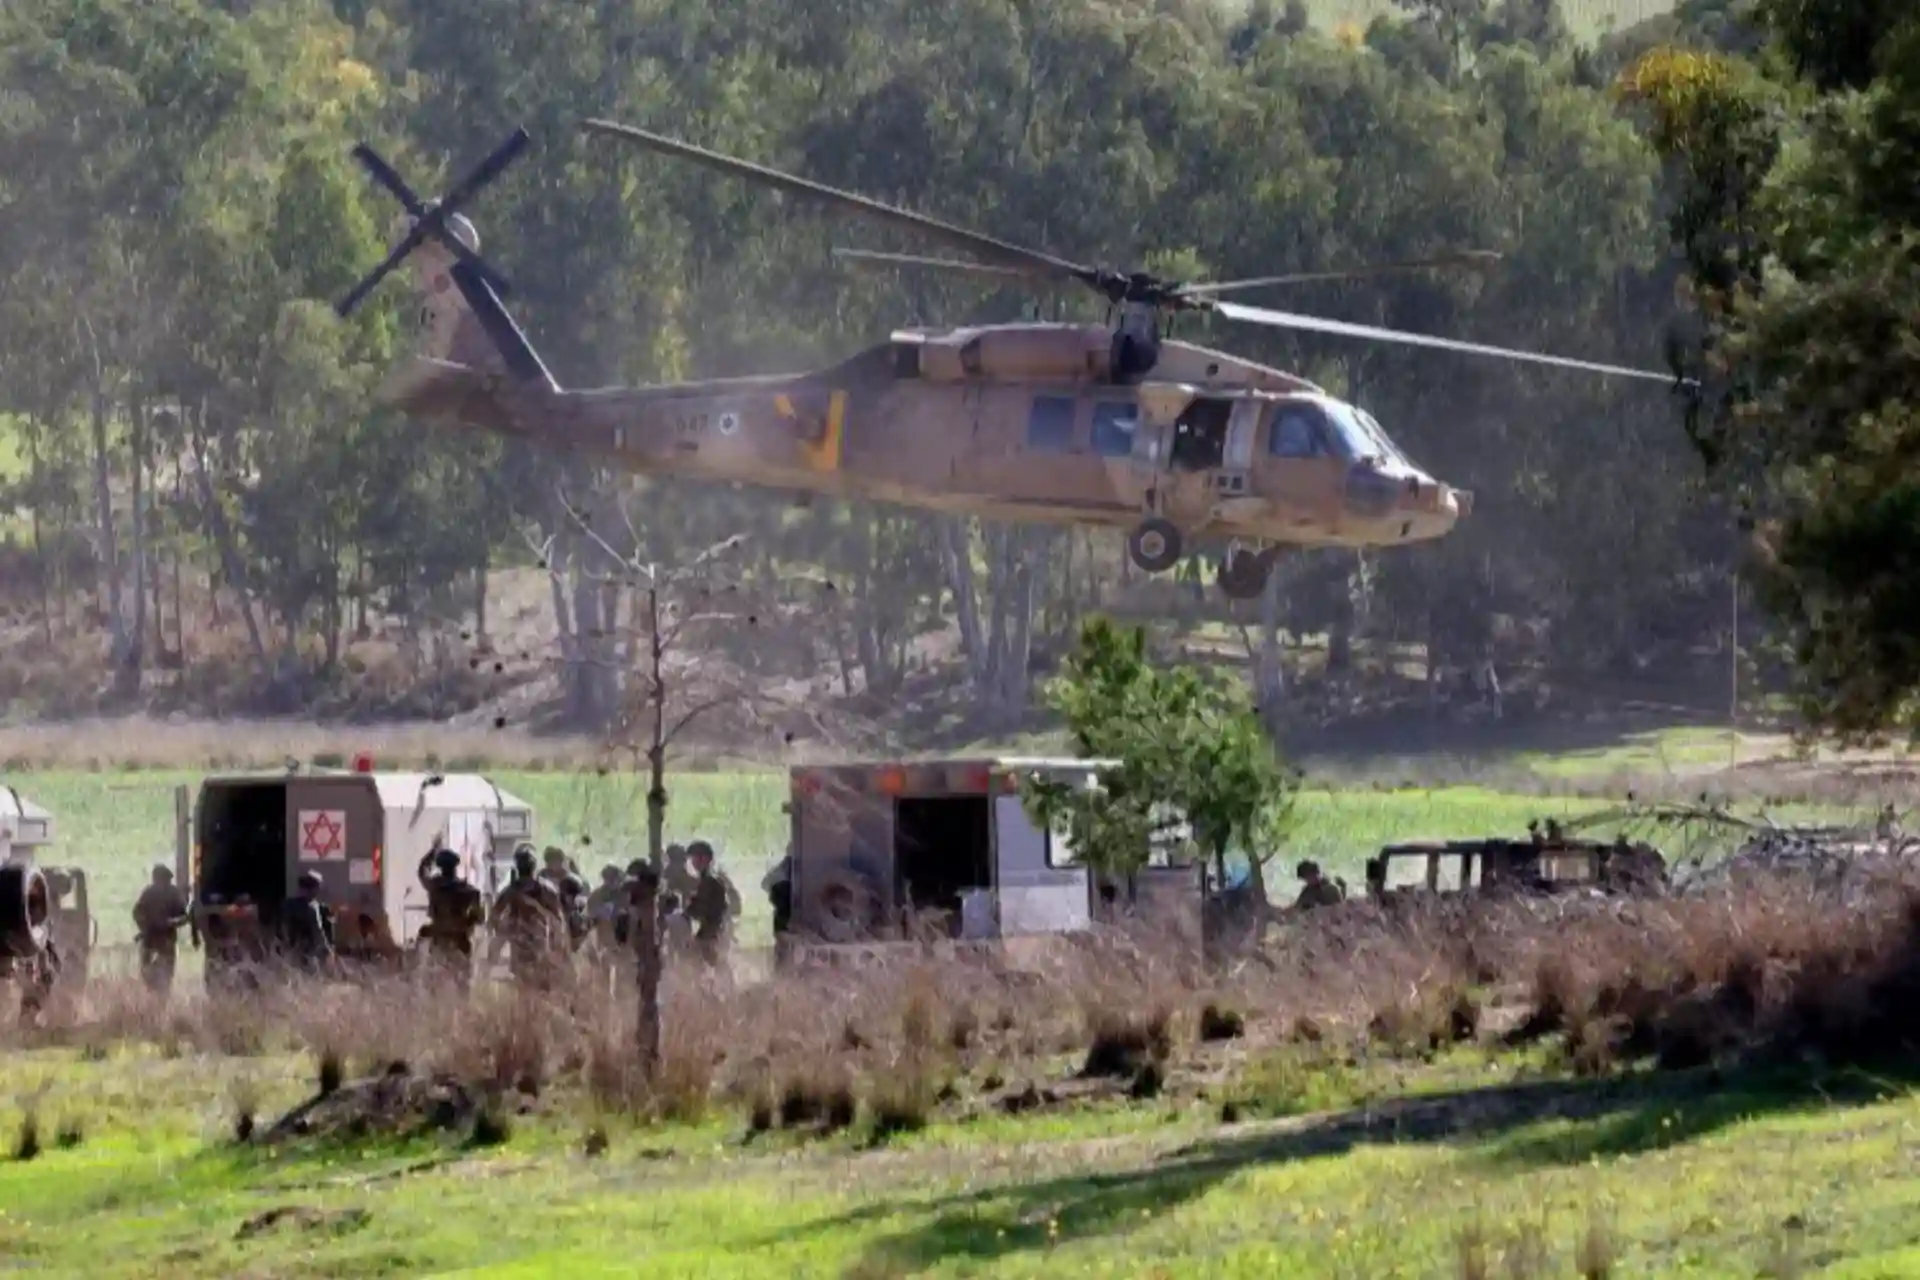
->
779 756 1202 964
175 756 535 980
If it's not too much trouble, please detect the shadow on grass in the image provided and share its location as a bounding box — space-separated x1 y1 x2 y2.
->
820 1059 1916 1274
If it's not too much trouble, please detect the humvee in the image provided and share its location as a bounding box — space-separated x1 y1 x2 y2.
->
176 757 536 981
780 756 1203 965
1369 834 1667 899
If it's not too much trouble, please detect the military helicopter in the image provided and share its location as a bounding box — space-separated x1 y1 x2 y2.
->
338 123 1679 600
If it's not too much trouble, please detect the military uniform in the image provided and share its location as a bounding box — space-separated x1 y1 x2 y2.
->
282 874 336 974
490 866 566 989
661 845 697 903
420 850 485 989
132 868 192 996
687 861 741 968
1292 860 1345 912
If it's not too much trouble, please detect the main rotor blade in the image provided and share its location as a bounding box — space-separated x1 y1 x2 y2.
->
1179 251 1504 298
581 118 1095 282
1212 300 1684 383
832 247 1051 280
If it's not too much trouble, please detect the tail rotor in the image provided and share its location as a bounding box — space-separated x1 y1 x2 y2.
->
338 127 557 390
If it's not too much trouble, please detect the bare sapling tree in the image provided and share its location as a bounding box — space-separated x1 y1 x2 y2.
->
532 485 847 1072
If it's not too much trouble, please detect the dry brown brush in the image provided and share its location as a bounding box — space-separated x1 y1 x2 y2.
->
7 874 1920 1143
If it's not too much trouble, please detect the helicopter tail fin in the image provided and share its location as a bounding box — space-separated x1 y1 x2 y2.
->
336 132 561 403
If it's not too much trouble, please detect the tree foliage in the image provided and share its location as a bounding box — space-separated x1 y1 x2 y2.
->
1632 2 1920 739
0 0 1751 738
1023 618 1297 890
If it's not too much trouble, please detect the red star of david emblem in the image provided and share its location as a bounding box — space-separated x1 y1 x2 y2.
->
300 811 345 859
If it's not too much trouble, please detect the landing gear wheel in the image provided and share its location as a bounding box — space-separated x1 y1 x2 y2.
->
1219 545 1276 600
1128 518 1183 573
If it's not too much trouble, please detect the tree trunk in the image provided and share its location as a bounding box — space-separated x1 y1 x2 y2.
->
120 395 147 698
190 402 266 662
91 387 128 666
941 519 986 684
628 865 662 1076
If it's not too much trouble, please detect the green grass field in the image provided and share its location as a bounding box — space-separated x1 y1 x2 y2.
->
1 743 1911 1277
3 1043 1919 1276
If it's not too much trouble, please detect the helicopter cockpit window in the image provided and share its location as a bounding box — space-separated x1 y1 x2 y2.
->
1026 396 1077 452
1091 402 1138 457
1269 404 1331 459
1325 401 1413 469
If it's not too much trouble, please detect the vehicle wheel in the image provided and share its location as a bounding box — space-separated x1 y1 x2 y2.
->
0 864 50 960
1128 518 1183 573
1218 545 1276 600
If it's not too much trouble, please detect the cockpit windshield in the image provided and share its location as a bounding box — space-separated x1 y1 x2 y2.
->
1324 400 1416 471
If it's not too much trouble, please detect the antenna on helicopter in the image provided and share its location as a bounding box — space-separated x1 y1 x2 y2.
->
337 127 558 391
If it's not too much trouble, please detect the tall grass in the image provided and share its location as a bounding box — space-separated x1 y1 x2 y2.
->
16 866 1920 1148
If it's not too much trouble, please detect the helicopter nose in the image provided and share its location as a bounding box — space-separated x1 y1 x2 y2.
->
1386 475 1465 541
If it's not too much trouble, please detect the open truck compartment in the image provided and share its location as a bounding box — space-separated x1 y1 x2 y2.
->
785 756 1200 951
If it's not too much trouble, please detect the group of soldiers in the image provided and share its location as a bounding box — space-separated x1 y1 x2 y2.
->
419 838 742 992
120 834 744 1001
131 863 339 997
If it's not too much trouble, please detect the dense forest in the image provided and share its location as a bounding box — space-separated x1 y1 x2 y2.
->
0 0 1773 749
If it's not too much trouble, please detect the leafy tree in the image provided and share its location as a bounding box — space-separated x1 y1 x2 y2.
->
1629 7 1920 739
1022 618 1297 898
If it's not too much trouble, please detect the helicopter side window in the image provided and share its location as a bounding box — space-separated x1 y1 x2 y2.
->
1091 403 1138 458
1269 405 1330 459
1026 396 1077 452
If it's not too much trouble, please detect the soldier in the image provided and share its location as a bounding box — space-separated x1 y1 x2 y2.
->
685 840 741 969
1291 860 1345 911
489 846 565 990
132 864 194 997
281 871 336 976
7 937 59 1026
558 869 591 952
420 846 485 990
662 842 696 903
762 851 793 939
584 864 626 993
587 864 625 948
539 846 580 891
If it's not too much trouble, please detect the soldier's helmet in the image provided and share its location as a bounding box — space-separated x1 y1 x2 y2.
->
1296 859 1320 880
297 870 323 892
153 863 174 882
513 846 538 877
433 847 462 876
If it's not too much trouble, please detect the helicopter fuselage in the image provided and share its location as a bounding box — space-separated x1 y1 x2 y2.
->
378 233 1465 598
388 290 1465 578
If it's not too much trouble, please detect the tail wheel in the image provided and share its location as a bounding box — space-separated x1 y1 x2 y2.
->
1128 518 1183 573
0 864 51 960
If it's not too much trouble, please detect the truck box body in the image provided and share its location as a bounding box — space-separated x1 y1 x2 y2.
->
182 768 533 960
785 756 1201 948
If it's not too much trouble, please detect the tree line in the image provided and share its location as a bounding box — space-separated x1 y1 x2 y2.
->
0 0 1778 739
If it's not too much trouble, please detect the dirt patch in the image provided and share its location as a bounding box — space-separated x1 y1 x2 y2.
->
255 1067 490 1145
235 1205 371 1241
